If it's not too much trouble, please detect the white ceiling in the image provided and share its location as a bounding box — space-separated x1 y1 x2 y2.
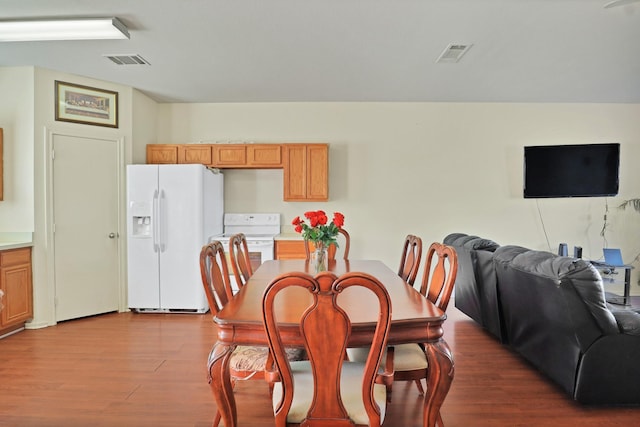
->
1 0 639 104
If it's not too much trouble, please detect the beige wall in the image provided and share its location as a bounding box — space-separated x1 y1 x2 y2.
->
155 102 640 284
0 66 160 329
0 67 35 231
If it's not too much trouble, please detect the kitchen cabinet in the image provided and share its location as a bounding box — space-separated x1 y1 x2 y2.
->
146 142 329 201
247 145 282 167
212 144 282 168
283 144 329 201
0 247 33 337
0 128 3 201
178 145 213 164
275 240 307 260
274 239 337 260
212 145 247 167
147 144 179 164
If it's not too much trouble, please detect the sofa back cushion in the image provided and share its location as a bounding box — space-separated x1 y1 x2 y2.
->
444 233 504 340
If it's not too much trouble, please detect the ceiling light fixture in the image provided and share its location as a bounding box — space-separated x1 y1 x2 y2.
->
0 17 129 42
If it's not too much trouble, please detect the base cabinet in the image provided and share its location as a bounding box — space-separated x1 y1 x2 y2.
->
275 240 308 260
274 239 337 260
0 247 33 337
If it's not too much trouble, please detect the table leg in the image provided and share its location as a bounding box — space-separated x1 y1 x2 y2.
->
624 268 631 306
423 339 454 427
208 342 237 427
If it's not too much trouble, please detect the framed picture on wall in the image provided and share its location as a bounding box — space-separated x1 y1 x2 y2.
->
55 81 119 128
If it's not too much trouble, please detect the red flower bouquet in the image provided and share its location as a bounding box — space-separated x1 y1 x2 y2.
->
291 210 345 249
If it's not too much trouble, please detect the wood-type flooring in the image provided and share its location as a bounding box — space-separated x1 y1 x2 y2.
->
0 305 638 426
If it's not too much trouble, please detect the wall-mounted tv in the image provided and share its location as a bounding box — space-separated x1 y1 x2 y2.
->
523 143 620 198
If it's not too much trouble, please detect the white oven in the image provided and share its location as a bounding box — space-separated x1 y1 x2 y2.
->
210 213 280 293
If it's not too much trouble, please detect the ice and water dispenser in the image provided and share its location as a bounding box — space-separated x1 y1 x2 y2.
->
130 201 152 237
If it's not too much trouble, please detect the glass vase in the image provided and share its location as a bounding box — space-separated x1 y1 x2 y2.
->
313 243 328 273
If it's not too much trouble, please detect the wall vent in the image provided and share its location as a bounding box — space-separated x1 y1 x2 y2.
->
436 44 472 63
103 54 150 65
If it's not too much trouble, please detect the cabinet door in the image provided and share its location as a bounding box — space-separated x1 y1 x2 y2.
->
147 145 179 164
275 240 307 260
178 145 213 165
213 145 247 167
283 145 307 200
0 248 33 328
247 145 282 167
306 144 329 201
283 144 328 201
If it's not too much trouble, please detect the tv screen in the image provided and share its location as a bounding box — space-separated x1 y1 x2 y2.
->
523 143 620 198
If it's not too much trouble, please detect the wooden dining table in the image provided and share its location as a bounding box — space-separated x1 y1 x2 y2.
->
209 259 454 427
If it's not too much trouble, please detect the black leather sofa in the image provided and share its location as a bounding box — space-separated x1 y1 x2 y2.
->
445 233 640 405
443 233 505 342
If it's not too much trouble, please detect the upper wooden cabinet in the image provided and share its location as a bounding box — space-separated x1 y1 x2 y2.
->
247 145 282 167
147 144 178 164
146 142 328 201
283 144 329 201
178 145 213 164
212 145 246 167
212 144 282 168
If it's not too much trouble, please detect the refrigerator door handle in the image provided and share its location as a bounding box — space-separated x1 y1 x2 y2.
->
152 189 160 252
159 189 166 252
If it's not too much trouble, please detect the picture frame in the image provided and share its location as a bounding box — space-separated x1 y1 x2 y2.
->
55 81 118 128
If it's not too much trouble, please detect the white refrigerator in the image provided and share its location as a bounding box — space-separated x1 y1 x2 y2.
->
126 164 223 313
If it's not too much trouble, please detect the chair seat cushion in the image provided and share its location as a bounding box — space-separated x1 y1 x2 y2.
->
231 346 305 372
392 343 428 371
347 343 427 371
272 360 387 425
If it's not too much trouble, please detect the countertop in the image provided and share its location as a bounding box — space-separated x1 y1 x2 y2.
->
0 232 33 250
275 233 303 241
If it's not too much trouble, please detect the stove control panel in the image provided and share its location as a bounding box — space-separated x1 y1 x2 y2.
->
224 213 280 226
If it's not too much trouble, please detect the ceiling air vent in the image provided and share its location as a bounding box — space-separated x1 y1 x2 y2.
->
103 54 150 65
436 44 472 63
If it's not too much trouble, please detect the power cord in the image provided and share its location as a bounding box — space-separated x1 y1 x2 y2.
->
600 198 610 247
536 199 552 252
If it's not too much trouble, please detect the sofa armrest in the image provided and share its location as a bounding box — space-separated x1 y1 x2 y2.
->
611 310 640 336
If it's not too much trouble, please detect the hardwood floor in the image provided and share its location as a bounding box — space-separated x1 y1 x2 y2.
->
0 306 638 426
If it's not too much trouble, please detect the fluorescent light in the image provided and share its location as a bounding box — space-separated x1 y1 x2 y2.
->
0 18 129 41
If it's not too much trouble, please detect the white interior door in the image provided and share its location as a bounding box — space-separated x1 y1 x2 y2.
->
52 133 120 322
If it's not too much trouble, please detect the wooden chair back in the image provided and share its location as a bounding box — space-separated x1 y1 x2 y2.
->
199 241 234 316
304 228 351 260
419 242 458 311
397 234 423 286
262 271 392 427
229 233 253 289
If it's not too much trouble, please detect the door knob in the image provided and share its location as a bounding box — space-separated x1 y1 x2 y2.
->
108 233 117 239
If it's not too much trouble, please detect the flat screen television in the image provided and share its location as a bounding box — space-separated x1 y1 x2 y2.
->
523 143 620 198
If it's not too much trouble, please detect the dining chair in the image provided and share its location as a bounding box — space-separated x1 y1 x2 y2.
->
228 232 253 290
345 241 457 423
304 228 351 260
391 241 457 426
199 241 305 427
397 234 423 286
262 271 394 427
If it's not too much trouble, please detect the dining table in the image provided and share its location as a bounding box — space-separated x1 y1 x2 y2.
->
209 259 454 427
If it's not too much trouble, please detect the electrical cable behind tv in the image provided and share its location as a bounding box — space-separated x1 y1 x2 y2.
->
536 199 552 253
